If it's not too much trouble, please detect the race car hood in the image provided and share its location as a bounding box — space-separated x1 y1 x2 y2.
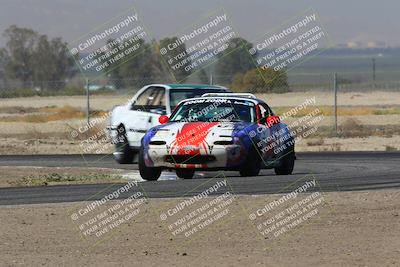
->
145 121 252 155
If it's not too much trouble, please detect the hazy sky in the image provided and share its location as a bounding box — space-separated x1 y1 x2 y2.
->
0 0 399 47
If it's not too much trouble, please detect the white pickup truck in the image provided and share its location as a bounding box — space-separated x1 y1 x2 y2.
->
108 83 230 163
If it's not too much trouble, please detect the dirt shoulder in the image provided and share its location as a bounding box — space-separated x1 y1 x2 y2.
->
0 166 126 187
1 189 399 266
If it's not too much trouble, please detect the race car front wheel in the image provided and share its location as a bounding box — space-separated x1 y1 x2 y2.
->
139 148 161 181
176 169 195 179
274 151 295 175
239 150 261 177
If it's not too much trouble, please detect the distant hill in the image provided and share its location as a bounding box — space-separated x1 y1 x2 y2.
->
269 48 400 85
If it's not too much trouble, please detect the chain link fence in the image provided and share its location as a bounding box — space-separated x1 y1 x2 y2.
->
2 70 399 97
0 71 400 143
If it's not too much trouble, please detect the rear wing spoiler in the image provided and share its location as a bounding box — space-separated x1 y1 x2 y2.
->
201 93 256 99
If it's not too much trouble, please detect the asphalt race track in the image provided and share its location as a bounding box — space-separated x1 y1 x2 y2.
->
0 152 399 205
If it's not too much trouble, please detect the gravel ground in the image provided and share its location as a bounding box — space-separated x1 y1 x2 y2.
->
1 189 399 266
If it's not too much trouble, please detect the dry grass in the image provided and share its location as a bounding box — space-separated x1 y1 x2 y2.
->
306 138 324 146
0 105 84 122
331 142 342 151
338 118 369 138
0 91 399 111
373 108 400 115
257 91 400 107
385 145 397 151
274 106 400 117
0 106 38 114
0 95 130 110
0 105 108 123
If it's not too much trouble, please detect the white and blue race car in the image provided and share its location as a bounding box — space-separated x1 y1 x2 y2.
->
139 93 295 180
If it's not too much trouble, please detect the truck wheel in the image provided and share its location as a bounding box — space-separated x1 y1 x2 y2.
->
138 148 161 181
113 126 133 164
239 150 261 177
274 151 295 175
176 169 195 179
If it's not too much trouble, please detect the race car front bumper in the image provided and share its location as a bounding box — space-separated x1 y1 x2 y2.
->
145 144 245 169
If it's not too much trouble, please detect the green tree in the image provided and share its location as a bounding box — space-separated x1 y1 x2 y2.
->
231 67 289 93
101 39 123 88
197 68 210 84
1 25 76 88
2 25 37 84
159 37 191 82
215 37 256 84
0 48 9 82
117 38 166 87
47 37 77 82
101 38 173 88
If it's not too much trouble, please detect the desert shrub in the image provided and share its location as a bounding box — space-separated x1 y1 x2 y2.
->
385 145 397 151
338 118 370 137
231 68 290 93
307 138 325 146
331 142 342 151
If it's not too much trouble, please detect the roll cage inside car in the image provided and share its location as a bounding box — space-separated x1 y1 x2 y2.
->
168 95 276 125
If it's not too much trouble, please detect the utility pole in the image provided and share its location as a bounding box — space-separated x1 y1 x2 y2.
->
333 73 338 136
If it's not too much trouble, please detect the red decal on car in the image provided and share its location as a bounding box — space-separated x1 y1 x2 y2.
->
170 122 218 155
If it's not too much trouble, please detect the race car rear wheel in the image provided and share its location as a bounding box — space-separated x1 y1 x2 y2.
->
274 151 295 175
114 125 134 164
176 169 195 179
239 150 261 177
139 148 161 181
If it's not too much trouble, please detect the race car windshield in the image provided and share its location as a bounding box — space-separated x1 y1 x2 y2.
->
169 99 256 123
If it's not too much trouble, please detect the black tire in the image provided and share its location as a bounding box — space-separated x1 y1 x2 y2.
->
274 151 295 175
138 148 161 181
113 126 133 164
176 169 195 179
239 150 261 177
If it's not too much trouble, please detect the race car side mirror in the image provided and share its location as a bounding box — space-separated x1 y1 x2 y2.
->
159 115 169 124
266 115 280 128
